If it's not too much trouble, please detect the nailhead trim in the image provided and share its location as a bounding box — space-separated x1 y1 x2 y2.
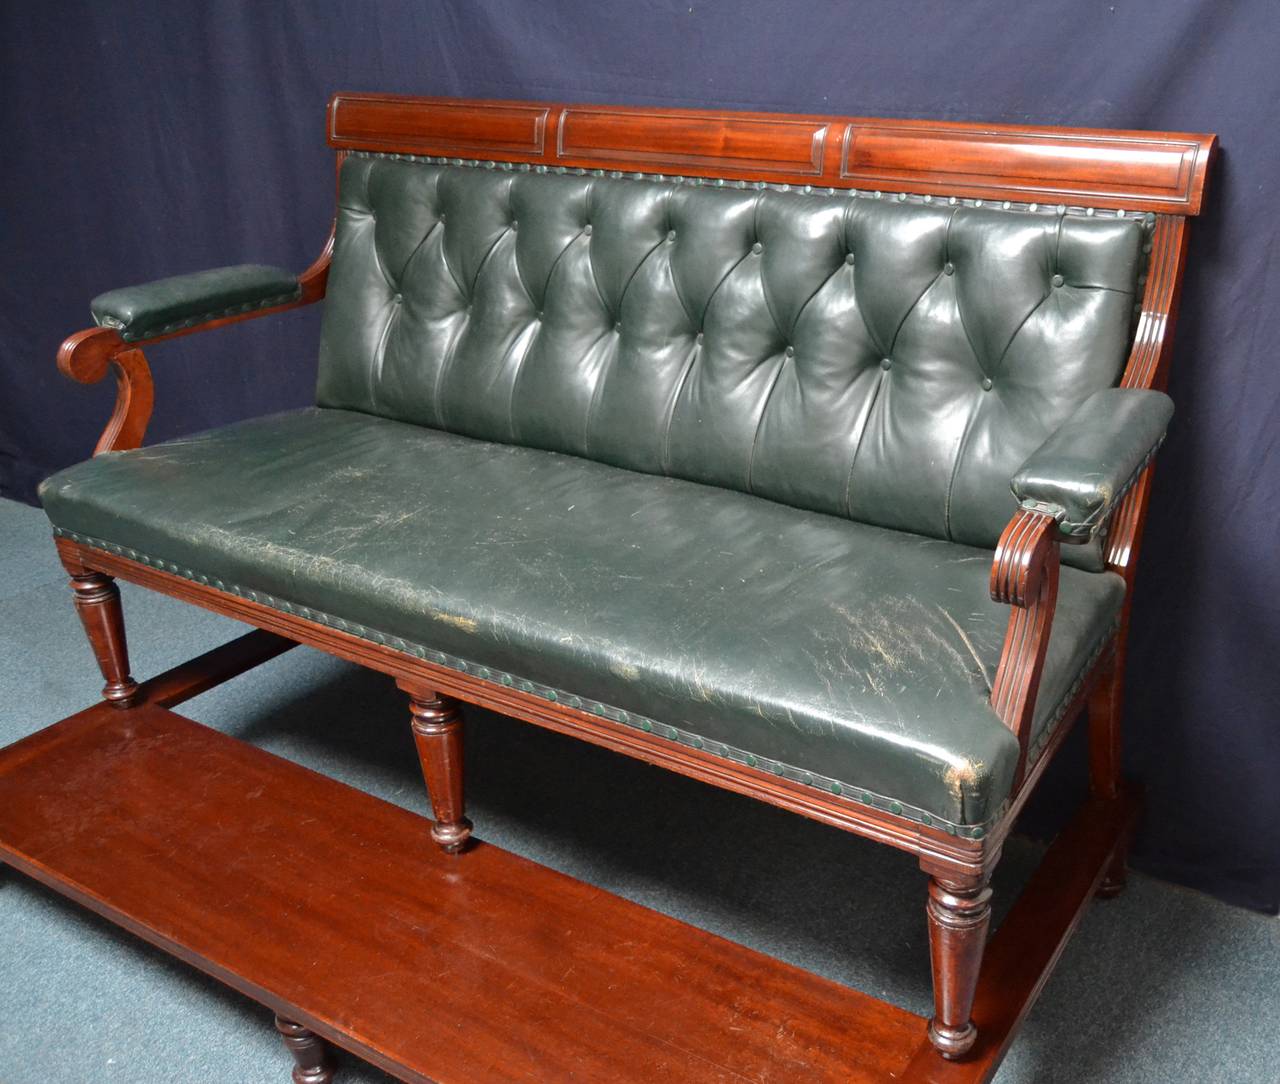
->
1016 431 1167 539
347 151 1160 228
99 286 303 343
53 526 1113 837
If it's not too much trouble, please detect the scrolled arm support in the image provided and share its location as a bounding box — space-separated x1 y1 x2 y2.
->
55 223 335 455
989 507 1061 785
57 328 155 455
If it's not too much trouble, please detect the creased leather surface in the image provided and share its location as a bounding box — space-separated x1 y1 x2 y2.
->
317 156 1145 571
91 264 300 341
1013 387 1173 537
40 409 1125 826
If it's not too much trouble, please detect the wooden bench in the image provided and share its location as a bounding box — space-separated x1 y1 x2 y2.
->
13 95 1215 1081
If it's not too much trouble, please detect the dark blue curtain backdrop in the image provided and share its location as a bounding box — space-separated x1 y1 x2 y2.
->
1 2 1276 911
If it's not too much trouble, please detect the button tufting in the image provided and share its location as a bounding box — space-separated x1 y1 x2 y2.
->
583 224 593 235
667 229 677 241
785 345 795 357
880 357 892 371
696 332 704 344
511 220 518 231
1051 273 1065 287
943 262 955 275
393 293 402 304
751 242 763 254
845 253 856 265
982 377 993 391
614 321 622 332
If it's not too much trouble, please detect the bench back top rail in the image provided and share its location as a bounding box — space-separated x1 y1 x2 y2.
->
327 93 1216 216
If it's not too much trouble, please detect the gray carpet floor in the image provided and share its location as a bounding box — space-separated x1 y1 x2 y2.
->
0 496 1274 1083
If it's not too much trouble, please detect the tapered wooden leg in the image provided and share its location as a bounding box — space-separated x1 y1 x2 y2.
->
926 874 992 1059
399 682 472 853
67 569 138 707
1088 649 1131 898
1087 650 1125 801
274 1016 334 1084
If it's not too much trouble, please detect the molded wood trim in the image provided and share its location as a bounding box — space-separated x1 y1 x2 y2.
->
328 92 1216 214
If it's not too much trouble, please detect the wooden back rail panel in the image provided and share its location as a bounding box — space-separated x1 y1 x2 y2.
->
328 93 1215 214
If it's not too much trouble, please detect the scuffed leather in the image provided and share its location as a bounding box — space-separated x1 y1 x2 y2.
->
1011 388 1173 539
318 156 1145 569
91 264 300 341
40 408 1126 827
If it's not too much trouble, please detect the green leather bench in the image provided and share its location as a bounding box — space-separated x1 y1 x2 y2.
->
39 94 1215 1073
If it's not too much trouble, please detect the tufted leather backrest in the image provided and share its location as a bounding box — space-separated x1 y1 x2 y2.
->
317 154 1146 558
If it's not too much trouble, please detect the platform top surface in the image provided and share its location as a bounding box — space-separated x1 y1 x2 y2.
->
0 701 923 1083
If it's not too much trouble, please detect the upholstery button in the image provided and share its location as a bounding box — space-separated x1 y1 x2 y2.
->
880 357 892 371
583 224 593 235
982 377 993 391
845 253 856 265
943 261 955 275
614 321 622 332
667 229 677 241
393 293 402 304
696 332 704 344
785 346 795 357
1052 273 1065 287
751 242 763 254
511 220 518 231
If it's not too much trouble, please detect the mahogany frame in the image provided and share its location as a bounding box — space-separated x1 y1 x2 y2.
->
41 94 1214 1082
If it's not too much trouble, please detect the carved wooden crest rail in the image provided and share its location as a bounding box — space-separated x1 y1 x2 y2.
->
328 93 1214 213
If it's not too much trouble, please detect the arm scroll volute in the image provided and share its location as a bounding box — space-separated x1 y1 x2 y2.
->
57 327 155 455
989 507 1062 786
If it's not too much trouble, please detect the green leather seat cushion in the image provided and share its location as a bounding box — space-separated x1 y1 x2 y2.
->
40 408 1124 832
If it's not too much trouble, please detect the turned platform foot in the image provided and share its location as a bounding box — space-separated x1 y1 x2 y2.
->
275 1016 334 1084
1096 852 1129 899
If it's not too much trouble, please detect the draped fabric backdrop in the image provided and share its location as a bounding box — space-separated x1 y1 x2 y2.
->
1 1 1276 911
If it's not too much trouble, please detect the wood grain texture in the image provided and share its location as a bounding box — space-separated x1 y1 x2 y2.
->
0 690 1136 1083
556 106 831 175
0 703 924 1084
327 92 1216 214
840 121 1212 212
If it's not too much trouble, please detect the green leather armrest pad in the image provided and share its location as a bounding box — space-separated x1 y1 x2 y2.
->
90 264 300 341
1011 388 1174 539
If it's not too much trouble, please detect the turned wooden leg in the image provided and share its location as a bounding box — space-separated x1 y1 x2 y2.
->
926 875 992 1059
274 1016 334 1084
399 682 472 853
67 569 138 707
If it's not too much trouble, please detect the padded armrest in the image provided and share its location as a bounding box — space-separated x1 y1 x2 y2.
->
90 264 301 342
1011 388 1174 540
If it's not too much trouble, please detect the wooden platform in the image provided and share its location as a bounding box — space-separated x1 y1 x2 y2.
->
0 637 1138 1083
